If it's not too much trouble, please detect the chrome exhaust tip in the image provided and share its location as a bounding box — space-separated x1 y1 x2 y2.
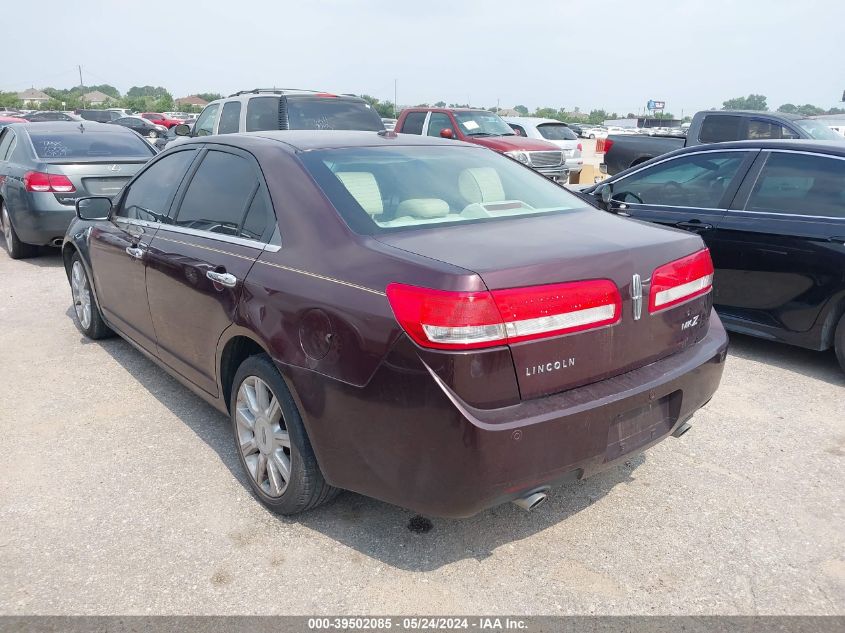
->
51 238 63 247
512 490 549 512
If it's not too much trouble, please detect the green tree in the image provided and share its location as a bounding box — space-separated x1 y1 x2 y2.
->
514 104 529 115
587 109 608 124
126 86 171 99
722 94 767 111
777 103 798 114
196 92 223 102
0 92 21 108
533 107 562 121
434 101 446 107
795 103 825 116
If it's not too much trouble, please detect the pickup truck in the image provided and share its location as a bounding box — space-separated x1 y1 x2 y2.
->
603 110 842 175
394 107 569 181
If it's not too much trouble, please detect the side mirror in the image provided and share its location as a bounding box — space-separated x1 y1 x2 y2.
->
174 123 191 136
594 183 612 205
439 128 454 139
75 196 112 221
512 128 522 136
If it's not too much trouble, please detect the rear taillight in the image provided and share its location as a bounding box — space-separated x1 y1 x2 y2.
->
24 171 76 193
603 138 614 153
649 249 714 313
577 143 583 152
386 280 621 350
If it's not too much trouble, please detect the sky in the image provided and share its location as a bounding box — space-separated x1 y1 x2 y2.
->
3 0 845 116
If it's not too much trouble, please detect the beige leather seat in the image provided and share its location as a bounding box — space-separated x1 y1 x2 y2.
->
458 167 506 204
395 198 450 219
335 172 383 217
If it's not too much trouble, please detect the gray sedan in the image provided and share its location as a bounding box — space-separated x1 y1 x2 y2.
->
0 121 156 258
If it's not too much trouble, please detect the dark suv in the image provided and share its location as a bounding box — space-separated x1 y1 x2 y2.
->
77 110 121 123
170 89 384 145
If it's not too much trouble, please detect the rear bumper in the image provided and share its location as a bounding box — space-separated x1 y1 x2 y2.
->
288 312 730 518
8 195 76 245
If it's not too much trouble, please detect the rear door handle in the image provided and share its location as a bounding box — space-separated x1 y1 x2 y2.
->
675 221 713 231
125 246 144 260
206 270 237 288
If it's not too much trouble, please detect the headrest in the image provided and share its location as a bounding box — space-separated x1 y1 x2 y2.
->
458 167 506 203
336 172 383 216
395 198 450 219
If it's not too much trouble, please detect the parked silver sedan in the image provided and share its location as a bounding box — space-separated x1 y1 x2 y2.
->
0 122 156 258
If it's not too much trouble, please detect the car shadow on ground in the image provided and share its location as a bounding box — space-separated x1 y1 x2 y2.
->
0 240 64 268
88 325 644 572
727 332 844 387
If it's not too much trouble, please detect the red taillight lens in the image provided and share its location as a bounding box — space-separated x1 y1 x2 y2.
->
24 171 76 193
603 138 614 153
386 280 621 350
577 143 583 152
649 249 714 313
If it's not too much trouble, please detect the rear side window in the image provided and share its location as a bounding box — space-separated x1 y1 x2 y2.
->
286 98 383 131
698 115 742 143
246 97 279 132
174 150 258 235
120 150 197 221
241 186 274 242
0 130 12 159
29 130 155 159
400 112 426 135
746 120 799 140
218 101 241 134
746 152 845 218
537 123 578 141
612 152 748 208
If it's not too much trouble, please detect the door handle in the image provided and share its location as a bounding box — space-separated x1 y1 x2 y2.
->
675 221 713 231
125 246 144 260
206 270 238 288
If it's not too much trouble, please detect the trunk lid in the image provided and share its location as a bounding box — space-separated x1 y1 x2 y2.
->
42 160 147 200
377 209 713 399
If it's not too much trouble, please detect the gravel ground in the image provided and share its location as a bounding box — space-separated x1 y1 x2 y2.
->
0 245 843 616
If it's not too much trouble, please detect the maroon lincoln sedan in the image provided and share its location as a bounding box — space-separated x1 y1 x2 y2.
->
62 131 728 517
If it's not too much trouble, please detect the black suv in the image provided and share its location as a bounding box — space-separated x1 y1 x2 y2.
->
77 109 121 123
171 89 384 143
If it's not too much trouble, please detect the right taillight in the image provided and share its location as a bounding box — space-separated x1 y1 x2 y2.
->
24 171 76 193
649 249 714 313
386 280 621 350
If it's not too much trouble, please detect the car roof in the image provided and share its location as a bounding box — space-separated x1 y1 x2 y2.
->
699 110 804 121
171 130 477 153
9 121 131 134
670 139 845 158
501 116 569 126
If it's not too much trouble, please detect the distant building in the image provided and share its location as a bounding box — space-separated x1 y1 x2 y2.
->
81 90 112 105
17 88 51 105
175 95 209 108
605 116 682 129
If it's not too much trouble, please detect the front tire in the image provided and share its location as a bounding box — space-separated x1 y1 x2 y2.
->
69 253 113 339
2 202 38 259
835 315 845 373
231 354 338 514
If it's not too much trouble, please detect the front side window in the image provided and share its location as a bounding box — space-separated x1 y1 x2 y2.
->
299 145 590 234
194 104 219 136
746 152 845 217
400 112 425 135
793 118 842 140
174 150 259 236
508 124 527 137
119 150 197 221
537 123 578 141
245 97 279 132
746 120 799 140
612 152 748 208
29 130 155 160
426 113 455 137
218 101 241 134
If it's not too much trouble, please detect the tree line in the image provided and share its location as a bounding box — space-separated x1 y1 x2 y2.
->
0 85 223 113
721 94 844 116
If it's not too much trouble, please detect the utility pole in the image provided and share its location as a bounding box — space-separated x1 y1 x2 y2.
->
394 79 397 118
78 65 83 89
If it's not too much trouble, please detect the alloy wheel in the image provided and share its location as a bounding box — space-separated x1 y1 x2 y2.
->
70 260 92 329
2 205 11 246
236 376 292 497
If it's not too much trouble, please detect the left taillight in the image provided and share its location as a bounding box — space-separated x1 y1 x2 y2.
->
24 171 76 193
386 280 622 350
649 249 714 313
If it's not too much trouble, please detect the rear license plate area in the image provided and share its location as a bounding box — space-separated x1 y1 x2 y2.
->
604 392 680 462
82 177 130 196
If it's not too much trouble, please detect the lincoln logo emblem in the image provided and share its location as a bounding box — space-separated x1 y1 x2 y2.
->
631 274 643 320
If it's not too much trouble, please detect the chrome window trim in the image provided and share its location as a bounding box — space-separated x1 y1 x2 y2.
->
726 209 845 221
155 222 281 251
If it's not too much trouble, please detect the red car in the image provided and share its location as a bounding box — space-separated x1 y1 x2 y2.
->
396 107 569 181
140 112 181 128
62 131 727 517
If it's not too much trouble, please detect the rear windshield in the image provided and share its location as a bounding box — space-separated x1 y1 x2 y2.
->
287 98 384 131
29 130 155 159
299 145 589 234
537 123 578 141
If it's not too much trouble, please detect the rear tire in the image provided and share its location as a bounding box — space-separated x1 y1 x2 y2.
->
231 354 339 514
69 253 113 339
835 315 845 373
2 202 38 259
